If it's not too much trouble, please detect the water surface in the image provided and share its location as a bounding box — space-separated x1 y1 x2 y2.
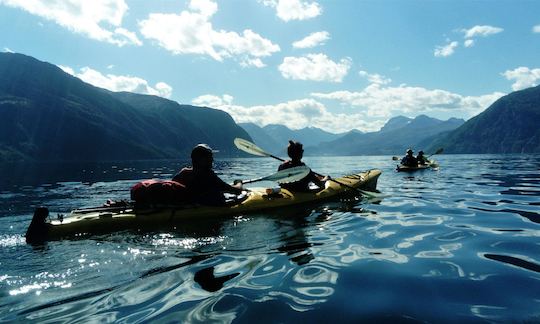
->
1 155 539 322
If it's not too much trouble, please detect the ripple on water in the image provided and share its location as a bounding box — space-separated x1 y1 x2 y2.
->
482 253 540 273
2 155 540 322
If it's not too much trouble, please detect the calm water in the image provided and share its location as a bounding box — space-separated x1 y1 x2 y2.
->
1 155 539 322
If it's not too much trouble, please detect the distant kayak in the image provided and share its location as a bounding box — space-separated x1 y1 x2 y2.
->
396 161 439 172
26 169 382 243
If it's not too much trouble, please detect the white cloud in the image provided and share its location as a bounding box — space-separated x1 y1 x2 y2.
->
113 27 142 46
462 25 503 39
139 0 279 67
464 39 475 48
58 65 75 75
192 94 379 133
434 41 458 57
240 58 266 68
192 82 506 133
311 84 505 119
192 94 234 107
502 66 540 91
279 54 351 82
261 0 322 22
189 0 218 17
293 31 329 48
0 0 141 47
359 71 391 85
60 65 173 98
533 25 540 33
154 82 173 98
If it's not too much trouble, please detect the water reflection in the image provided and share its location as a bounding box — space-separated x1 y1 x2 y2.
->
2 155 540 322
482 253 540 273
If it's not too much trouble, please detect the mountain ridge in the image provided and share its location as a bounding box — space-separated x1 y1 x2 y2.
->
239 123 352 154
307 115 465 156
0 52 251 162
2 52 538 160
426 85 540 153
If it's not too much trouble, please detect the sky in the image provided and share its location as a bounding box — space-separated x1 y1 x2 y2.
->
1 0 539 134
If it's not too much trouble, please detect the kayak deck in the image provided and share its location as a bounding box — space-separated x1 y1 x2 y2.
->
26 169 382 243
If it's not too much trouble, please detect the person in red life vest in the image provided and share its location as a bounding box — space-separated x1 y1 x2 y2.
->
173 144 243 206
278 140 328 192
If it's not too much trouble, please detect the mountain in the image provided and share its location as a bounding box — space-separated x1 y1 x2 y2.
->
427 85 540 153
310 115 464 155
379 116 412 133
110 92 249 157
239 123 352 155
0 53 251 162
238 123 282 154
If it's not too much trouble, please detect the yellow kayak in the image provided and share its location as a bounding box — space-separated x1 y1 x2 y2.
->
396 161 439 172
26 169 381 243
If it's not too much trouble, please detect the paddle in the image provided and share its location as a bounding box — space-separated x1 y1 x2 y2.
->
241 166 311 184
427 148 443 158
234 138 380 198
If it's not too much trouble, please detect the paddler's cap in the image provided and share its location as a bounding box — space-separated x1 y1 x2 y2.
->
418 150 424 155
407 149 413 154
191 143 218 159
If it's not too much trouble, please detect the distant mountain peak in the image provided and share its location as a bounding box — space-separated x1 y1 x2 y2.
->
380 115 412 132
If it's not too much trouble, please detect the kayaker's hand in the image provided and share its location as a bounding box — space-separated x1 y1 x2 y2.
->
233 180 243 190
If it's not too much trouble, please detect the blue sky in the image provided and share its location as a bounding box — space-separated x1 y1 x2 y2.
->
1 0 539 133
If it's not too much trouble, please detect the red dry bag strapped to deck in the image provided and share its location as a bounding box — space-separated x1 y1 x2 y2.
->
130 180 188 204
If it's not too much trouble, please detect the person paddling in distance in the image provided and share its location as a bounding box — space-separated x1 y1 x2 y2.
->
278 140 329 192
173 144 243 206
416 150 429 165
401 149 418 167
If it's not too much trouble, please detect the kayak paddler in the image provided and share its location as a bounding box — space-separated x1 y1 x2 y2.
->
277 140 328 192
172 144 243 206
416 150 429 165
401 149 418 167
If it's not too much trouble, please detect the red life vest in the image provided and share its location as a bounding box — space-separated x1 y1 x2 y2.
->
130 180 188 204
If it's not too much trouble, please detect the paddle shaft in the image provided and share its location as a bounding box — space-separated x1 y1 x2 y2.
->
241 165 310 184
242 174 284 184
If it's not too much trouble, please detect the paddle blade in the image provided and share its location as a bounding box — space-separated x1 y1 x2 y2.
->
427 148 444 158
234 138 270 157
392 156 399 161
265 166 311 184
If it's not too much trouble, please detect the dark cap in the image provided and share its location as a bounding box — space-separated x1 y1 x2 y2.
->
191 144 218 159
407 149 413 154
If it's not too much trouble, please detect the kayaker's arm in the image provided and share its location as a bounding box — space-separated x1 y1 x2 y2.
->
216 176 243 194
310 170 329 189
